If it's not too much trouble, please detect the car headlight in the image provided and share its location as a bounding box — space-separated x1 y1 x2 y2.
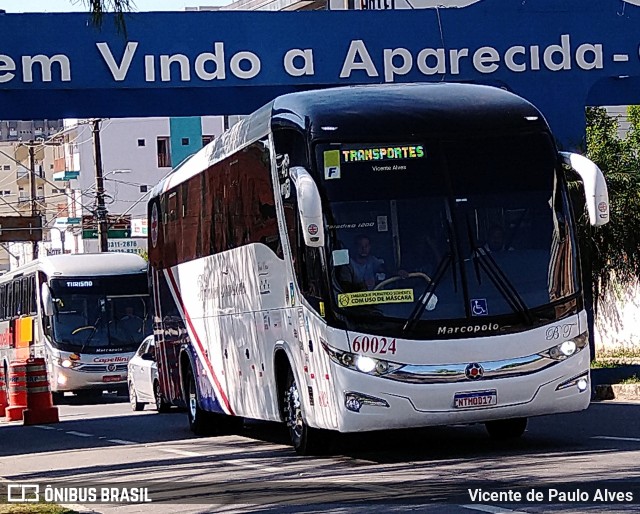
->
322 342 404 376
540 332 589 361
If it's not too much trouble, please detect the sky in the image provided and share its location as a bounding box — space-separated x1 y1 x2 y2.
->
1 0 229 13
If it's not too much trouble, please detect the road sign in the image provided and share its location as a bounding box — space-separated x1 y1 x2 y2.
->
82 229 130 239
53 171 80 181
0 216 42 242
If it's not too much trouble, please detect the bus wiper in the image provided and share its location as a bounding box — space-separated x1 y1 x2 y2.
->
402 253 452 334
79 315 102 354
471 247 533 325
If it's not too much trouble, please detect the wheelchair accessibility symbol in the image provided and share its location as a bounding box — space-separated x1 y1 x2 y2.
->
471 299 488 316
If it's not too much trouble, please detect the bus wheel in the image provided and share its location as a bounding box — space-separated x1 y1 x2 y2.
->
129 383 145 411
154 380 171 413
485 417 528 440
186 368 213 436
283 368 325 455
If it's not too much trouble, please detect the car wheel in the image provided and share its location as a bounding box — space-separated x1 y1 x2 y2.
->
129 382 145 411
154 380 171 413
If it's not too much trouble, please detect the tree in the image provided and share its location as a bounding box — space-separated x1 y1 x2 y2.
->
570 106 640 359
80 0 135 34
579 107 640 307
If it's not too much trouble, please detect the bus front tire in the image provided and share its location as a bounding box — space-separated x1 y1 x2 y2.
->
283 367 327 455
485 417 528 440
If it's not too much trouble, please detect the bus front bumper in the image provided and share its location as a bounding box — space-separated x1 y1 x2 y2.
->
327 350 590 433
49 365 128 392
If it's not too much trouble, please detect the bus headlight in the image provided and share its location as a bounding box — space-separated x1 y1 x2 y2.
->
322 342 404 376
541 332 589 361
55 357 80 369
355 356 376 373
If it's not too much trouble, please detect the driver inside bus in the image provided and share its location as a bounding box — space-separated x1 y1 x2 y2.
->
115 306 144 341
345 234 386 291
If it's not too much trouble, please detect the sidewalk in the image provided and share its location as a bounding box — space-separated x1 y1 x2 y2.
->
591 363 640 401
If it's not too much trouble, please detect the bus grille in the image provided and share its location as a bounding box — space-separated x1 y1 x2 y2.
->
76 364 129 373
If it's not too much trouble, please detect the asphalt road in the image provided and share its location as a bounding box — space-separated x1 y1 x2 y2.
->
1 395 640 514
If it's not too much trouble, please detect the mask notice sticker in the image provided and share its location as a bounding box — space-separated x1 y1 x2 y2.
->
337 289 414 308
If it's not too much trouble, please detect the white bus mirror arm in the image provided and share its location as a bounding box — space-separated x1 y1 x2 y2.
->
41 282 54 316
560 151 610 227
290 166 325 248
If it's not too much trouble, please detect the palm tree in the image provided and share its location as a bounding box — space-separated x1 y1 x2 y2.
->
81 0 135 33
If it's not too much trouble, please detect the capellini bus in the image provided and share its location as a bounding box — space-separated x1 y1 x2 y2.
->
148 83 609 454
0 253 152 400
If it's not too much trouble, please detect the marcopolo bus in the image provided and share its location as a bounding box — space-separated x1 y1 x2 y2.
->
0 253 152 400
148 83 608 454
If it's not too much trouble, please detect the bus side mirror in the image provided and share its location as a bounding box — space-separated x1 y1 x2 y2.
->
41 283 54 316
289 166 325 247
560 152 610 227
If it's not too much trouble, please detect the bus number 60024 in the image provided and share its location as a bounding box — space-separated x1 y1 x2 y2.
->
352 336 397 355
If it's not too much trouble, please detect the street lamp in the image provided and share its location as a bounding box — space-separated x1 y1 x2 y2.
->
47 226 66 255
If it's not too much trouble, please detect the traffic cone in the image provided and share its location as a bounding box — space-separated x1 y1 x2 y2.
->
5 360 27 422
23 358 59 425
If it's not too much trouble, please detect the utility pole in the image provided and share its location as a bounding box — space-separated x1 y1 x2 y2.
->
28 140 38 259
92 119 108 252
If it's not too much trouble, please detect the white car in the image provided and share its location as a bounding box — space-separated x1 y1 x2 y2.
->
127 335 171 412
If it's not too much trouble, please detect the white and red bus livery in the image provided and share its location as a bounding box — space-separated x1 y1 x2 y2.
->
148 83 609 454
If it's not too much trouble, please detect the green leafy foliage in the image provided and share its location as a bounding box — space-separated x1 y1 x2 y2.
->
573 106 640 311
80 0 135 35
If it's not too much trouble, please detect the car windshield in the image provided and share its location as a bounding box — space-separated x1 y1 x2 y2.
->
49 275 151 352
316 134 577 334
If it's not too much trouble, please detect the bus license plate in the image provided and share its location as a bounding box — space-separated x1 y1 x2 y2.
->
102 375 122 383
454 390 497 409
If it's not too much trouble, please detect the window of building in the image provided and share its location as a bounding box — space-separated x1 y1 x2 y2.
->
138 139 146 147
202 135 215 147
3 165 10 170
181 137 190 146
157 137 171 168
140 185 148 193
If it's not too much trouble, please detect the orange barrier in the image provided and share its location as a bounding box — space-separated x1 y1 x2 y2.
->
23 358 59 425
5 360 27 422
0 371 7 417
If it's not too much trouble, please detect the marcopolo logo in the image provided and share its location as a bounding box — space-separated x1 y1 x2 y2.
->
437 323 500 335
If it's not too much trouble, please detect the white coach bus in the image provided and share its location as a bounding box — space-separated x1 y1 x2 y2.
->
0 253 151 400
148 83 609 454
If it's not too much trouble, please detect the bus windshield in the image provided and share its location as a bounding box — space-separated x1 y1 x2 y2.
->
48 274 151 352
316 134 577 334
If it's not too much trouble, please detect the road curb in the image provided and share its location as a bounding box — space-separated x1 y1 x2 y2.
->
593 383 640 401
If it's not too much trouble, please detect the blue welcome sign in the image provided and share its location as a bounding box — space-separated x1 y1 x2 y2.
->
1 0 640 149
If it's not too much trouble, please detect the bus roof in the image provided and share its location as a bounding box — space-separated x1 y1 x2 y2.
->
151 82 549 197
1 253 148 280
